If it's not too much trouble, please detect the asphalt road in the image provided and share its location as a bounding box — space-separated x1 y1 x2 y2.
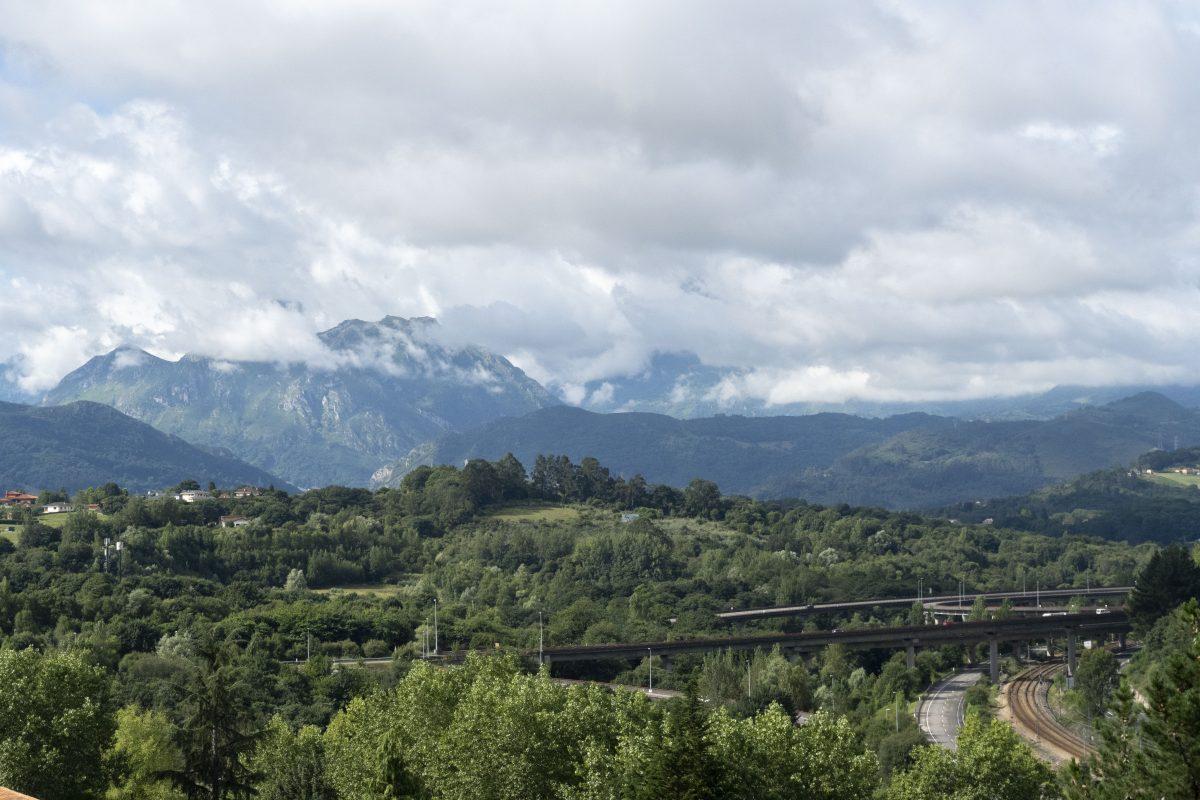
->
918 669 984 749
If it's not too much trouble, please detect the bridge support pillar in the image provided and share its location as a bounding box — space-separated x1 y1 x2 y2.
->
1067 634 1077 679
989 638 999 684
906 642 916 670
1119 633 1127 651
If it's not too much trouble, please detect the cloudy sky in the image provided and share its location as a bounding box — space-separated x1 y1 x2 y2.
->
1 1 1199 404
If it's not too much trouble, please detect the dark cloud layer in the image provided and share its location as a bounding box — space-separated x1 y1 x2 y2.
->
1 1 1198 404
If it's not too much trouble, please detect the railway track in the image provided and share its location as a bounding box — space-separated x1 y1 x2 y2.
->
1008 662 1093 762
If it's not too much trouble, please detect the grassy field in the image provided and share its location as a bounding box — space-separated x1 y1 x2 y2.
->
656 515 760 543
1143 471 1200 488
314 584 408 598
485 503 582 523
0 510 110 543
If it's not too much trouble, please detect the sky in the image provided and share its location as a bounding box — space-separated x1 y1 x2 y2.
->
1 1 1199 405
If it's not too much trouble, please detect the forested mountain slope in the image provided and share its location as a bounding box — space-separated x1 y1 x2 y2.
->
372 405 942 494
0 400 291 492
380 392 1200 508
943 446 1200 543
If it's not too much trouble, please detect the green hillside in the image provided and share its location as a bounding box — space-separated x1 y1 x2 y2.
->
0 400 292 493
942 448 1200 544
379 392 1200 509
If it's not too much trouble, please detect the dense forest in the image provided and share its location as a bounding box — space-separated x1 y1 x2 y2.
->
0 454 1195 798
945 446 1200 544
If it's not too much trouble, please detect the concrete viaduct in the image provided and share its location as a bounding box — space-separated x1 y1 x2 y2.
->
715 586 1130 622
538 611 1132 684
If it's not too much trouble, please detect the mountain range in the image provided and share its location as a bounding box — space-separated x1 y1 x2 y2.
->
575 351 1200 421
43 316 555 488
22 314 1200 505
376 392 1200 509
0 400 290 493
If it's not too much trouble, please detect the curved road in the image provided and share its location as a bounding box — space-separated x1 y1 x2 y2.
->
918 670 983 749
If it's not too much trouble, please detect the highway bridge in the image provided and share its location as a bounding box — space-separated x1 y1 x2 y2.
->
539 611 1131 684
715 586 1131 622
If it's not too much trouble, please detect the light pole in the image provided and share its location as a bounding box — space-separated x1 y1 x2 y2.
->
538 611 544 666
433 598 439 656
647 648 653 694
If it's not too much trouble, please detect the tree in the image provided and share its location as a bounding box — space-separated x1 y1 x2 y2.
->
1128 545 1200 629
252 717 333 800
285 568 308 593
683 479 722 520
163 642 261 799
637 689 726 800
1067 600 1200 800
106 705 186 800
886 711 1058 800
0 648 116 799
461 460 502 507
1072 648 1119 721
494 454 528 500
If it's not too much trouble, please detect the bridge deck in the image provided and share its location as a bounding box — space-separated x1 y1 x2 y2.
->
716 587 1130 621
537 612 1130 663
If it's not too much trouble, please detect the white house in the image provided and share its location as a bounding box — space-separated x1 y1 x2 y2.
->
177 489 211 503
43 502 74 514
219 515 251 528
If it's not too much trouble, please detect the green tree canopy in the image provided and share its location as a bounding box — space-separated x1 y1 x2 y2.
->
0 648 116 799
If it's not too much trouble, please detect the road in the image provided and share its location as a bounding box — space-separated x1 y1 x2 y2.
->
551 677 682 701
716 586 1130 621
918 670 983 749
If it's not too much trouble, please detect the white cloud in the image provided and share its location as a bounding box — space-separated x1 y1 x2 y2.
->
0 2 1199 403
112 348 149 370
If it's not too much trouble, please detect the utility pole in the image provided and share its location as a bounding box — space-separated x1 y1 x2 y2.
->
538 611 544 666
647 648 653 694
103 538 111 573
433 598 439 656
306 633 311 662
